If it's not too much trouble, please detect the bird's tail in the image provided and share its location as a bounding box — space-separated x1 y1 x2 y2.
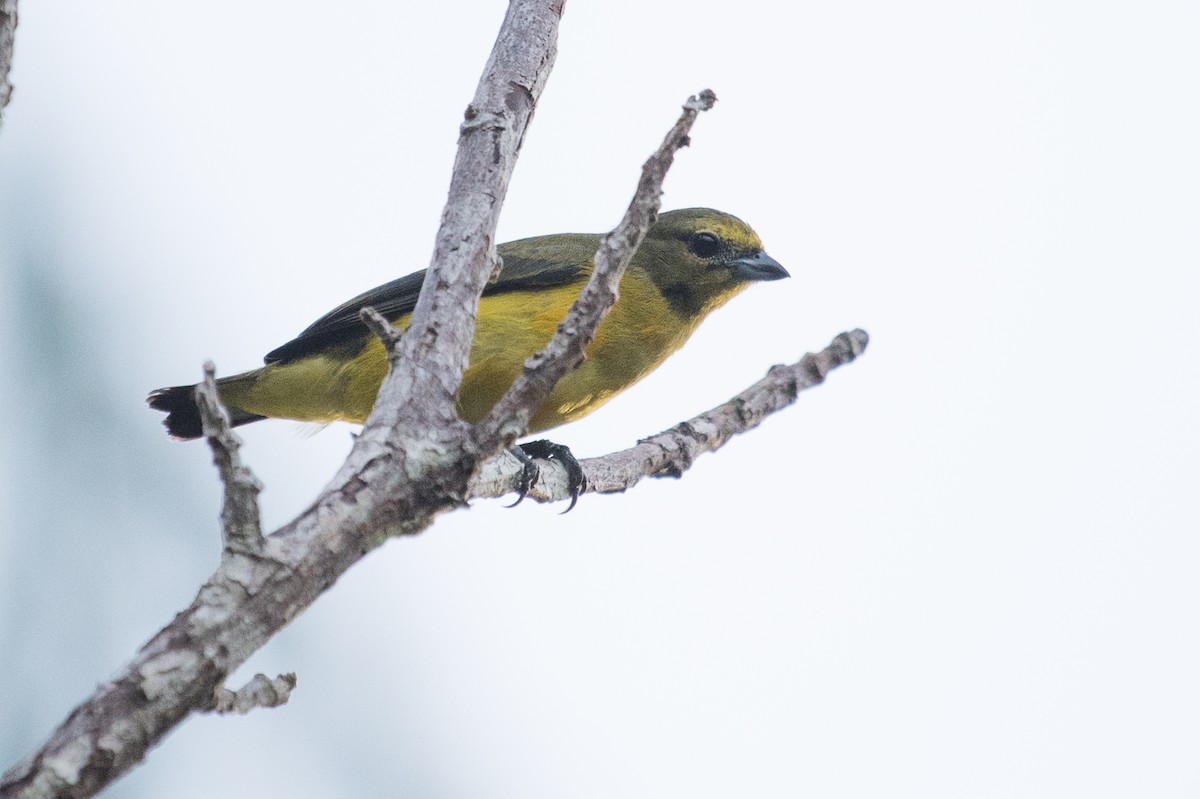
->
147 379 266 441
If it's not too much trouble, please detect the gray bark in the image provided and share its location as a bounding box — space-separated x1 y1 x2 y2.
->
472 330 870 503
0 1 871 796
0 0 17 122
0 2 564 796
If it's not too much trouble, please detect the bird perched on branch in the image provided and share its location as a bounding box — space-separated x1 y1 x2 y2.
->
149 208 787 500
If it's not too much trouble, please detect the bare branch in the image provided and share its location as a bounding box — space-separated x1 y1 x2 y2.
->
470 329 871 503
196 362 264 556
0 5 563 798
362 0 563 437
0 0 15 122
208 674 297 716
476 89 719 449
358 306 403 356
0 5 869 798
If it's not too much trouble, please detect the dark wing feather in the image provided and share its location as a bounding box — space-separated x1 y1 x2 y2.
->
263 235 596 365
264 271 426 363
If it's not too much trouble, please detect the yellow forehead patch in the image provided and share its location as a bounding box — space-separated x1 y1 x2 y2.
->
658 208 765 252
698 217 762 251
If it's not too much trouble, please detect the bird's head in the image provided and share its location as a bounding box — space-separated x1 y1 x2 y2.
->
632 208 789 318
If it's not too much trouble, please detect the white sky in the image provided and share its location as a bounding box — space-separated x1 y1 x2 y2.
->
2 1 1199 797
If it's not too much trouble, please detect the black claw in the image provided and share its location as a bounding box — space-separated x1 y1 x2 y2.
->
511 439 587 512
506 445 541 508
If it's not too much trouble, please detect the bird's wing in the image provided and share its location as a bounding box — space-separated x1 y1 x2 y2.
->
264 270 426 364
263 241 592 365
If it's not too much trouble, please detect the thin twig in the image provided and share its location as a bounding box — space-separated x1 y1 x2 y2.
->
196 362 264 555
209 674 297 715
359 306 404 357
475 90 718 450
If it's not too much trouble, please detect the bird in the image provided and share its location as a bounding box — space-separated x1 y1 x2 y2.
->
149 208 788 499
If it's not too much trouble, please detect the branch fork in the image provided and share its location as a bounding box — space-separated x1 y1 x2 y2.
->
0 1 873 794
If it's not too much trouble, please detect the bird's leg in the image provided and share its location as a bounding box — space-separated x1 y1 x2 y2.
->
505 444 541 509
506 439 587 513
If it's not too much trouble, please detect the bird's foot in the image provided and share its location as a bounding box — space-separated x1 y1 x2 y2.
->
506 439 587 513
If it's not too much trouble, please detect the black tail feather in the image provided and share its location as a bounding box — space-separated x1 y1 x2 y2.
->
147 384 265 441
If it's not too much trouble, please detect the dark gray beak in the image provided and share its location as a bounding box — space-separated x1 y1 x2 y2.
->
730 250 789 281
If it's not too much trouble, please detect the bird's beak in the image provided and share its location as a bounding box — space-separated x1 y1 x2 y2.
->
730 250 789 281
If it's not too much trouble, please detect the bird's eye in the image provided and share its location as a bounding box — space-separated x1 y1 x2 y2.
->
687 232 721 258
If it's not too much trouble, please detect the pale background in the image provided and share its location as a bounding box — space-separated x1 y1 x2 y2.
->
2 1 1198 797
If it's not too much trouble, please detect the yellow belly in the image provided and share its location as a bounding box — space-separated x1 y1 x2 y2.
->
221 275 741 435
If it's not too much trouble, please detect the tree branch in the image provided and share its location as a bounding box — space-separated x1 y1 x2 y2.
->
357 306 404 355
0 3 870 797
208 673 297 716
471 329 870 503
0 3 563 797
0 0 17 123
196 362 264 556
360 0 563 441
476 89 718 450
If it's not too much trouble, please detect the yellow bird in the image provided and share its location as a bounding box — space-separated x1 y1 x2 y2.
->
149 208 788 444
